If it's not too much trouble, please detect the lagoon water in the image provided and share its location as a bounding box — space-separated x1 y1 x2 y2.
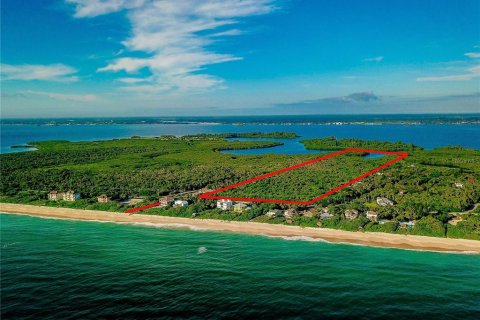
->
2 214 480 319
2 121 480 153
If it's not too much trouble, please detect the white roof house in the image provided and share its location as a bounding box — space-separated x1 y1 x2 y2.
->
266 209 282 218
344 209 359 220
399 221 415 229
158 196 174 207
63 190 80 202
97 194 110 203
173 200 189 207
217 199 233 211
283 209 298 219
233 202 250 212
454 182 464 188
366 211 379 221
48 191 64 201
319 212 333 220
301 208 317 218
376 197 394 207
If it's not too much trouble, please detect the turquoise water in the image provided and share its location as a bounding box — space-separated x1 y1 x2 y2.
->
2 213 480 319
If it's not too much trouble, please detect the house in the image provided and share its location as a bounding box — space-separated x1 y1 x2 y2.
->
283 209 298 219
319 212 333 220
173 200 189 207
454 182 464 188
301 208 317 218
217 199 233 211
376 197 394 207
366 211 379 222
266 209 282 218
399 221 415 229
48 191 64 201
97 194 110 203
344 209 359 220
63 191 80 202
158 196 174 207
233 202 250 212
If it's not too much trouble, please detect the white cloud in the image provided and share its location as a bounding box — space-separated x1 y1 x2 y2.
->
1 63 78 82
27 90 100 102
416 65 480 82
363 56 384 62
66 0 146 17
465 52 480 58
117 77 151 84
211 29 243 37
67 0 277 93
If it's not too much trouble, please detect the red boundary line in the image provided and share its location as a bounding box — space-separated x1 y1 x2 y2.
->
198 148 408 205
125 148 408 213
125 201 161 214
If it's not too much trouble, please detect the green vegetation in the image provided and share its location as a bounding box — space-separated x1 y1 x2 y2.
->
447 214 480 240
302 136 421 152
183 131 299 139
1 133 479 239
219 153 399 201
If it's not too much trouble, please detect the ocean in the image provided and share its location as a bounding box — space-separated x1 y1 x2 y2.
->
1 114 480 319
1 213 480 319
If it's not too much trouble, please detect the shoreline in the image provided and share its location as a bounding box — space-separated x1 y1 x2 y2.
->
1 203 479 254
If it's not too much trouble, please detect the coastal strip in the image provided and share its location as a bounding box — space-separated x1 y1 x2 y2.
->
1 203 479 254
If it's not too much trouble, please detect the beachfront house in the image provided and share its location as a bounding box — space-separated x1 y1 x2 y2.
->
48 191 64 201
284 209 298 219
173 200 189 207
344 209 359 220
398 221 415 229
266 209 282 218
366 211 379 222
97 194 110 203
376 197 394 207
217 199 233 211
158 196 174 207
319 211 333 220
301 208 318 218
233 202 250 212
63 191 80 202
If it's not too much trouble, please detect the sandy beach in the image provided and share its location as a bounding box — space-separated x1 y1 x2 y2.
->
1 203 479 254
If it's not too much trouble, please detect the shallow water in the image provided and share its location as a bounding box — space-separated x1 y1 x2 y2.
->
2 213 480 319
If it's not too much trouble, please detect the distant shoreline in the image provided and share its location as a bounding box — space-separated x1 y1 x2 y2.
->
1 203 479 254
1 113 479 126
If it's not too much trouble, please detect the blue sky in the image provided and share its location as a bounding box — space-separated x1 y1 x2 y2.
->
1 0 479 117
